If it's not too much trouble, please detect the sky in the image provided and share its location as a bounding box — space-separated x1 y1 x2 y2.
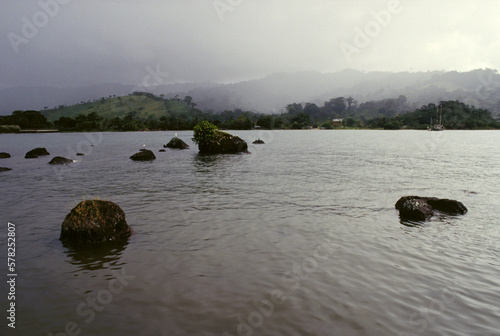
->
1 0 499 88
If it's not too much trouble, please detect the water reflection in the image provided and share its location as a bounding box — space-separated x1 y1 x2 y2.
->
62 238 130 272
193 153 244 168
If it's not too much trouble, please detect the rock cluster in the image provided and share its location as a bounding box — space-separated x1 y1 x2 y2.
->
395 196 467 221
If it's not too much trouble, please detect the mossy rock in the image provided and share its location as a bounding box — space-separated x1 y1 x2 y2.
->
192 121 248 154
60 200 133 245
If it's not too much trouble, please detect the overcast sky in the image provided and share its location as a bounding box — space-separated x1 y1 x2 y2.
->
1 0 499 88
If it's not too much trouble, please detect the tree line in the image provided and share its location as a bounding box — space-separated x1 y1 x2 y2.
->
1 92 499 132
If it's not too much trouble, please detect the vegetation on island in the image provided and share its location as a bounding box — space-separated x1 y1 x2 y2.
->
1 91 499 132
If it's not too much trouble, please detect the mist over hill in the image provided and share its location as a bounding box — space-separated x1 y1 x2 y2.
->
1 69 499 116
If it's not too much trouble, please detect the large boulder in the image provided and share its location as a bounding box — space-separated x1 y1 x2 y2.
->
130 149 156 161
0 167 12 172
192 121 249 154
199 134 248 154
25 147 50 158
49 156 74 165
0 152 11 159
396 196 467 221
60 200 133 245
164 137 190 149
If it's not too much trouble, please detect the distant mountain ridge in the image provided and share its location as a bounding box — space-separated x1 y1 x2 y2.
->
1 69 499 116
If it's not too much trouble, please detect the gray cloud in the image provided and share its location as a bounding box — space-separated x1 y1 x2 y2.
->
1 0 499 88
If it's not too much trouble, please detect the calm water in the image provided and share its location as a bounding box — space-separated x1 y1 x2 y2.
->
0 130 499 336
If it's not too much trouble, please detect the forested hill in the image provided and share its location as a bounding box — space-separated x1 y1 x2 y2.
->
2 69 500 116
2 92 499 132
41 92 192 122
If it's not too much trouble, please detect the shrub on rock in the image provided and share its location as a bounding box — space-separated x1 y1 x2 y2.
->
60 200 133 245
192 121 248 154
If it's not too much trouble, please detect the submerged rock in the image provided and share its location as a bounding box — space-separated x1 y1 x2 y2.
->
253 139 265 144
159 149 166 152
60 200 133 245
25 147 50 158
49 156 73 165
0 167 12 172
164 137 190 149
130 149 156 161
0 152 11 159
395 196 467 221
76 153 85 156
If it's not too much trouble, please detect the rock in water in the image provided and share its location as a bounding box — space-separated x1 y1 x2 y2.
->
164 137 190 149
199 134 248 154
424 197 468 215
192 121 249 154
76 153 85 156
25 147 50 158
60 200 133 245
49 156 73 165
395 196 434 221
395 196 467 221
130 149 156 161
253 139 265 144
0 152 11 159
0 167 12 172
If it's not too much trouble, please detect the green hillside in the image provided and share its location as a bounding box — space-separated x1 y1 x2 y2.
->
41 92 191 122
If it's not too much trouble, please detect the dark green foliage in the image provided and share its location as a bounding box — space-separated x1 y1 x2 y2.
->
0 110 52 130
399 101 499 129
192 121 248 154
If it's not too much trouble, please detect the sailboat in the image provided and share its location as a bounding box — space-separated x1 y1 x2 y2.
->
428 105 444 131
